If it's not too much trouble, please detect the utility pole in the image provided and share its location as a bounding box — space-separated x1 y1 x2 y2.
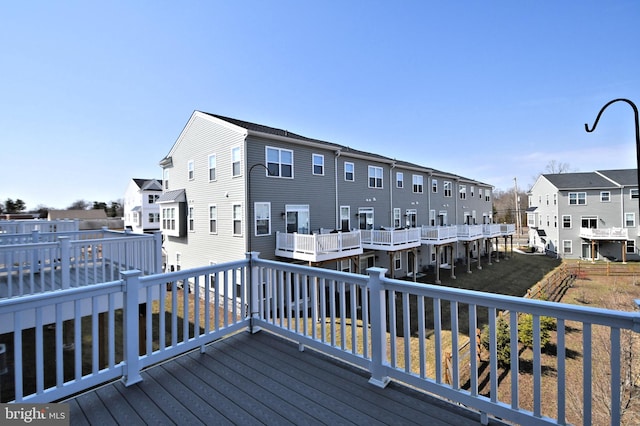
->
514 177 520 236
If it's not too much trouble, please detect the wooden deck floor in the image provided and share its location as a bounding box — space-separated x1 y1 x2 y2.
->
66 330 505 425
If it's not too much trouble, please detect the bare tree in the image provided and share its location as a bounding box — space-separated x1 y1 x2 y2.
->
545 160 571 174
67 199 91 210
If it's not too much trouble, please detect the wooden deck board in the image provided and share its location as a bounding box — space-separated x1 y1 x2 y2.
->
66 330 504 425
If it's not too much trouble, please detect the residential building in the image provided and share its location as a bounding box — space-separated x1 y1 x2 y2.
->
47 208 123 230
527 169 639 261
123 178 163 233
158 111 505 276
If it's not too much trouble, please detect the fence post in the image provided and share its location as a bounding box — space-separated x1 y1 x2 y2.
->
367 267 390 388
121 270 143 386
248 252 262 334
59 237 70 290
152 231 163 274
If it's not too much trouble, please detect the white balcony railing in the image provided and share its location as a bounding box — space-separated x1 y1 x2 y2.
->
0 219 79 235
275 231 362 262
1 254 637 425
420 225 458 243
482 223 502 237
500 223 516 235
579 227 629 240
361 227 421 250
456 224 484 240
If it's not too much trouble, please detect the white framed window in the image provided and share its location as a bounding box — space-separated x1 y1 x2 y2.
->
340 206 351 231
148 194 159 204
393 208 401 228
232 147 241 177
163 169 169 190
312 154 324 175
546 194 549 205
429 209 436 226
340 259 351 273
232 204 242 235
358 207 374 230
412 175 423 193
208 154 217 181
161 207 176 231
406 209 417 227
148 212 159 223
563 240 572 254
209 205 217 234
266 146 293 178
255 202 271 236
188 205 195 232
432 179 438 193
631 189 639 199
600 191 610 202
470 186 475 197
553 194 557 205
188 160 194 180
396 172 403 188
485 189 491 202
626 240 635 254
368 166 383 188
344 162 354 181
554 215 557 227
569 192 586 205
625 212 635 227
444 181 452 197
394 253 401 270
459 185 467 200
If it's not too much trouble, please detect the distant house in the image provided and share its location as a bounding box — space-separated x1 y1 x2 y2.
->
48 209 122 230
527 169 639 261
123 178 163 233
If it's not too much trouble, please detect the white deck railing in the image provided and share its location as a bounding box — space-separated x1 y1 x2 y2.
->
420 225 458 242
0 231 162 298
2 253 635 424
579 227 628 240
456 224 484 240
0 219 79 235
500 224 516 235
361 227 421 248
482 224 502 237
275 231 362 262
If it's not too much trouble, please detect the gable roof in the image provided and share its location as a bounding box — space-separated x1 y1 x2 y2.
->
48 209 108 220
133 178 163 191
596 169 638 187
542 172 619 190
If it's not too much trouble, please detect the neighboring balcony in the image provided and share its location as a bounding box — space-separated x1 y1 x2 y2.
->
275 230 363 263
456 224 484 241
420 225 459 245
500 223 516 235
579 227 628 240
482 223 502 237
360 227 421 251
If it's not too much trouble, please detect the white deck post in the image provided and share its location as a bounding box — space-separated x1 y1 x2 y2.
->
121 270 143 386
248 252 262 333
59 237 71 290
367 267 390 388
152 231 163 273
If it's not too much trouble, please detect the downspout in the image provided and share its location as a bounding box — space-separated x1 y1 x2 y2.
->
390 162 396 226
335 150 341 229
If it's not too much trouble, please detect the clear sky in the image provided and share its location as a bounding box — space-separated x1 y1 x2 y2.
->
1 1 639 211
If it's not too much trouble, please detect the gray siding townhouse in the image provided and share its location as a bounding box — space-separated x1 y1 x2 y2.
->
158 111 504 278
527 169 639 261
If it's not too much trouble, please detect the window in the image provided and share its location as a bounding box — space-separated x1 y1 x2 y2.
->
553 194 557 205
444 181 452 197
188 160 194 180
344 162 354 181
412 175 423 193
631 189 639 199
568 192 586 205
340 260 351 273
563 240 572 254
396 172 404 188
209 205 217 233
255 202 271 236
470 186 475 197
266 147 293 178
600 191 610 202
340 206 350 231
432 179 438 193
148 194 159 204
393 208 401 228
546 215 550 226
232 204 242 235
394 253 401 270
625 212 635 227
368 166 383 188
581 216 597 229
485 189 491 202
554 215 557 227
429 210 436 226
208 154 217 181
358 207 374 230
163 169 169 190
162 207 176 231
312 154 324 175
188 206 195 232
627 240 635 254
459 185 466 200
546 195 549 205
562 215 571 228
406 209 417 227
232 147 241 177
148 212 159 223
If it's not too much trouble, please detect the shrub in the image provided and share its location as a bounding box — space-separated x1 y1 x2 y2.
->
518 313 553 348
481 316 511 368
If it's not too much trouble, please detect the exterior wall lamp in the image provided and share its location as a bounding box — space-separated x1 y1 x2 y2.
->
585 98 640 212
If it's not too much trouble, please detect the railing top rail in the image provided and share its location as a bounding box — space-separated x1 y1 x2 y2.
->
138 258 249 285
377 272 640 331
254 257 370 286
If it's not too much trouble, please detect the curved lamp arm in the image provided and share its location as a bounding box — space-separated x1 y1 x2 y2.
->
585 98 640 212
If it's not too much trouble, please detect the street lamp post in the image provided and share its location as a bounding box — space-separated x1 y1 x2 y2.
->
585 98 640 213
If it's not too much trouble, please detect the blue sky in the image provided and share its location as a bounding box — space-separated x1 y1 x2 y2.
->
1 1 639 210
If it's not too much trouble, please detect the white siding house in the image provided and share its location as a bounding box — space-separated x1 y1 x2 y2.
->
123 178 163 233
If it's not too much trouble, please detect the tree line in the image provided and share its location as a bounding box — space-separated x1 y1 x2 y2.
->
0 198 123 218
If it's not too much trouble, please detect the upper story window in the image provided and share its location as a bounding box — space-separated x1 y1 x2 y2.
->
188 205 195 232
344 162 354 181
432 179 438 193
546 194 549 205
232 147 241 177
413 175 423 193
161 207 176 231
232 204 242 235
255 202 271 236
625 212 635 227
148 212 159 223
568 192 586 205
396 172 404 188
188 160 194 180
208 154 217 181
562 215 571 228
163 169 169 190
485 189 491 202
312 154 324 175
368 166 383 188
209 205 217 234
600 191 610 202
631 189 639 199
148 194 159 204
470 186 475 197
553 194 557 205
393 208 401 228
459 185 467 200
528 195 533 207
443 181 452 197
266 146 293 178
